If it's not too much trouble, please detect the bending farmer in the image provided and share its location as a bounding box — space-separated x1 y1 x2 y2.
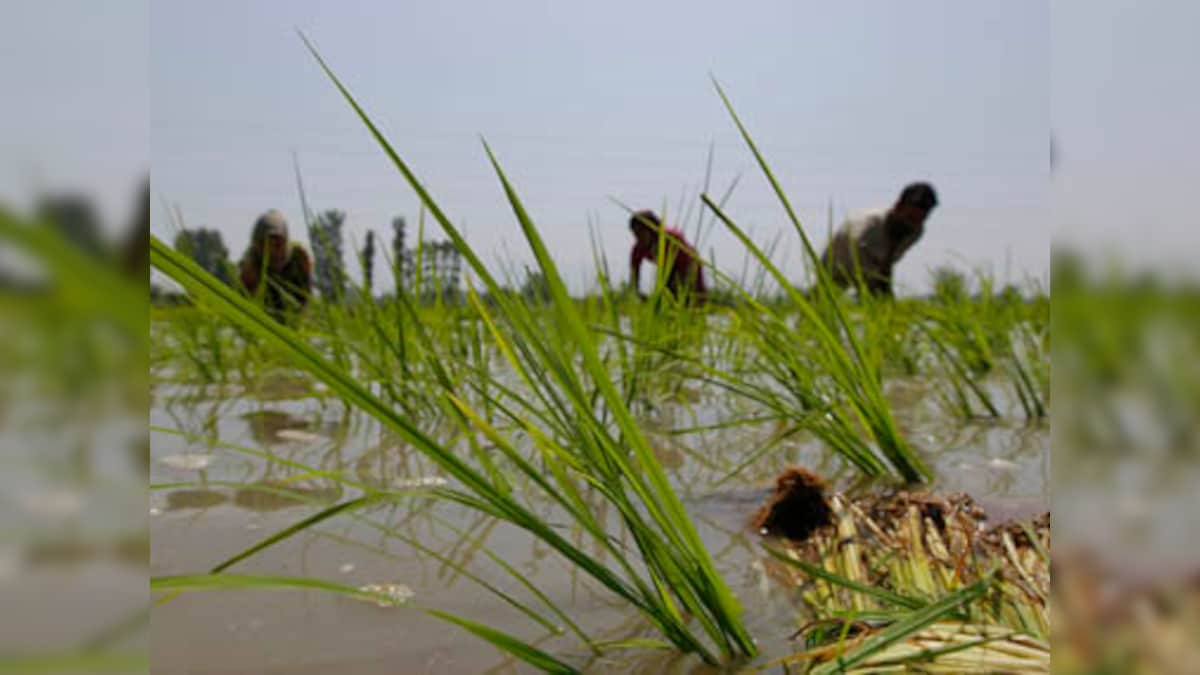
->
629 210 707 305
239 209 313 321
820 182 938 297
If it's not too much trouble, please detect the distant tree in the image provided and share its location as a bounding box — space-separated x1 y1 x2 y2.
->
173 227 234 285
36 194 107 259
310 209 348 301
150 283 190 306
1052 250 1084 293
445 240 462 301
423 240 462 304
997 283 1024 306
519 267 551 304
385 216 462 304
172 231 193 257
121 179 150 280
443 241 463 304
391 216 407 292
425 240 441 302
361 230 376 295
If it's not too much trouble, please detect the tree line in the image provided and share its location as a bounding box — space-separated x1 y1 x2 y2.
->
165 210 466 305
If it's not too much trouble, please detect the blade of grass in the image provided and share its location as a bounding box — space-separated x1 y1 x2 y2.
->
151 573 397 605
425 610 579 674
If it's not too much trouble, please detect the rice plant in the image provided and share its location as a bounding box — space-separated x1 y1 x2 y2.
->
147 37 1052 671
695 78 931 484
148 37 770 671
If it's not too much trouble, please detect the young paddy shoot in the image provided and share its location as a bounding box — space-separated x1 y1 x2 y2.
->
148 36 1051 673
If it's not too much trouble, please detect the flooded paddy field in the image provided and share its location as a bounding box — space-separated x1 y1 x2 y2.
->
150 328 1047 673
146 67 1053 669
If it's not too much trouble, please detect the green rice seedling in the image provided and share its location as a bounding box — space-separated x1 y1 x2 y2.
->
921 275 1002 418
148 40 1054 672
1050 255 1200 672
918 269 1049 421
589 247 907 484
1007 319 1048 420
153 227 744 668
0 650 149 674
871 300 925 378
919 320 1002 420
0 204 150 674
686 78 931 484
0 206 145 350
150 34 761 669
161 307 223 384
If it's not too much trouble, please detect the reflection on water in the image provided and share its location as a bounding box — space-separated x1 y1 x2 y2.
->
159 482 345 514
232 481 343 512
159 453 214 471
275 429 324 443
356 582 415 608
23 533 149 569
164 488 229 512
112 533 150 567
24 539 94 566
652 442 685 470
241 409 315 446
243 374 318 402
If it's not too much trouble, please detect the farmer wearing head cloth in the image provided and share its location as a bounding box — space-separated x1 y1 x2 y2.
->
239 209 313 321
820 182 939 298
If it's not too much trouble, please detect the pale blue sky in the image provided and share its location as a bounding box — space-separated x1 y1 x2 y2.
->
1052 0 1200 275
147 0 1049 294
0 1 147 237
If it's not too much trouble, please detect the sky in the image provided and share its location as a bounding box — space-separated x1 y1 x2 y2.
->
5 2 1197 294
1051 0 1200 276
147 0 1049 295
0 1 148 238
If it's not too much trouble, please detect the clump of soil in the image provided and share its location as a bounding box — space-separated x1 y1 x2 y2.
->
753 468 1049 552
751 466 833 541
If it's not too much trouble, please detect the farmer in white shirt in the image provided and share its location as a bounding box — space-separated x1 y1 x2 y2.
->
820 182 938 297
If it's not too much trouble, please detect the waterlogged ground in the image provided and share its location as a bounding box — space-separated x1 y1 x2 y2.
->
149 365 1047 674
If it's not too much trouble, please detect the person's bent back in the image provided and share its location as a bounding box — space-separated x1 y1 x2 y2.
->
628 210 707 305
821 182 938 298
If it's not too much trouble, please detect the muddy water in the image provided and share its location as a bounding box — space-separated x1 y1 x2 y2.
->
150 374 1047 673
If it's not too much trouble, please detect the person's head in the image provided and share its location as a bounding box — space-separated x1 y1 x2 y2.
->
891 182 938 228
629 209 660 247
252 209 290 270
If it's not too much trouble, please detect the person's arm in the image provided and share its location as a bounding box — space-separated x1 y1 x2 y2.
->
240 255 260 294
630 247 645 299
293 247 314 307
884 218 922 268
821 229 851 291
693 270 708 306
868 262 895 298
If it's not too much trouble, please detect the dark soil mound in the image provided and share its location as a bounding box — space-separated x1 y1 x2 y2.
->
752 466 833 540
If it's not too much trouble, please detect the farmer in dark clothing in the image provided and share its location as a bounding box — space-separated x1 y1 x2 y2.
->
239 209 313 321
629 210 707 305
820 182 939 297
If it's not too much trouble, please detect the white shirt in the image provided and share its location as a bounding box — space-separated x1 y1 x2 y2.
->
820 208 922 287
